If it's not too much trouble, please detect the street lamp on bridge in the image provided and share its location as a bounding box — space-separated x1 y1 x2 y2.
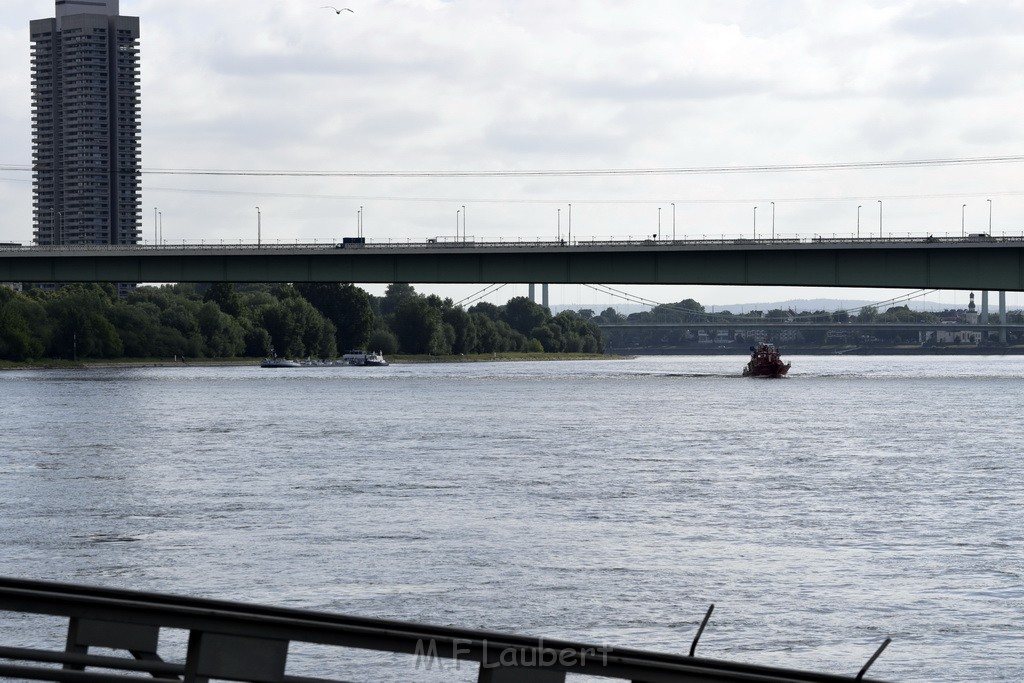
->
753 206 757 239
962 203 967 238
857 205 861 238
877 200 882 238
771 201 775 240
671 202 676 240
256 207 261 248
988 198 992 233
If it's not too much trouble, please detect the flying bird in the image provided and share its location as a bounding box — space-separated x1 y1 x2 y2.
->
322 6 354 13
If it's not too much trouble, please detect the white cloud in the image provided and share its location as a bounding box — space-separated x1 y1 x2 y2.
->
2 0 1024 307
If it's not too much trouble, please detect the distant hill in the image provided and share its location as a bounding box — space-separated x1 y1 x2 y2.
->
550 303 652 315
713 299 965 314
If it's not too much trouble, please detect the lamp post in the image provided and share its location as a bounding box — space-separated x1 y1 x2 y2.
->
256 206 261 247
456 209 460 238
158 211 162 245
359 206 364 238
988 198 992 233
961 204 966 237
753 206 757 239
857 205 861 238
154 207 158 245
771 201 775 240
658 207 662 239
671 202 676 240
568 203 572 244
462 205 466 242
877 200 882 238
557 208 561 241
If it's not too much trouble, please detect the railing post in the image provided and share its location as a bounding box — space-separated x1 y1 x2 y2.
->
184 631 289 683
65 617 165 675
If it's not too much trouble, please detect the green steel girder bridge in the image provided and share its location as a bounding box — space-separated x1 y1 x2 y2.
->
1 234 1023 289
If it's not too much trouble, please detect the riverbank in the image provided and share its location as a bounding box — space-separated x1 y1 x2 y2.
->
0 352 624 370
388 352 617 363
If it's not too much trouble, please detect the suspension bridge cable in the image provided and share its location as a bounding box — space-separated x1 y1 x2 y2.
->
462 284 509 308
453 283 506 308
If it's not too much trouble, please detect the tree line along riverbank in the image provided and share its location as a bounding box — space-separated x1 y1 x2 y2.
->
0 282 604 363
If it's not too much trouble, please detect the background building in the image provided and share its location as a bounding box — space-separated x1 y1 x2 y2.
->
29 0 141 249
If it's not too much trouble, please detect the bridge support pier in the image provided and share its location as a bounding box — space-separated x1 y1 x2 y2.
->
528 284 535 302
542 284 549 309
981 291 989 324
1000 291 1007 344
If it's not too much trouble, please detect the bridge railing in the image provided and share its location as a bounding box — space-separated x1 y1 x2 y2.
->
0 577 892 683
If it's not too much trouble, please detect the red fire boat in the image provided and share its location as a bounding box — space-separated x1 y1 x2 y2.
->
742 343 791 378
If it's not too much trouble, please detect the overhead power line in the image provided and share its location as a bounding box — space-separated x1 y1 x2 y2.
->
2 153 1024 178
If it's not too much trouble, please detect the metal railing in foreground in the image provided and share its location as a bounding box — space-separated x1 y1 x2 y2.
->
0 577 893 683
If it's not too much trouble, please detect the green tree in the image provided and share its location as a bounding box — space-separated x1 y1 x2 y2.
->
530 323 561 352
196 301 245 357
255 293 337 359
158 302 204 356
258 299 302 357
295 283 375 351
442 306 478 354
468 301 501 320
45 285 124 359
392 297 448 354
367 328 399 355
857 305 878 323
594 307 625 324
241 322 273 357
203 282 242 317
108 301 163 357
379 283 418 318
503 297 548 337
0 302 44 360
0 291 49 359
470 313 500 352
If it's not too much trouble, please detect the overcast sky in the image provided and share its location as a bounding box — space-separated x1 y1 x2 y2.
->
2 0 1024 309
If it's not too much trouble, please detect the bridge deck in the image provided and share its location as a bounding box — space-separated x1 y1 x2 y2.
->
1 236 1022 290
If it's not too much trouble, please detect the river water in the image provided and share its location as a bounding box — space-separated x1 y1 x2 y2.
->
2 355 1023 682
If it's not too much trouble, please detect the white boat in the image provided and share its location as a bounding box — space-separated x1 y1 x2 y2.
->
341 349 389 366
260 358 302 368
260 349 302 368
